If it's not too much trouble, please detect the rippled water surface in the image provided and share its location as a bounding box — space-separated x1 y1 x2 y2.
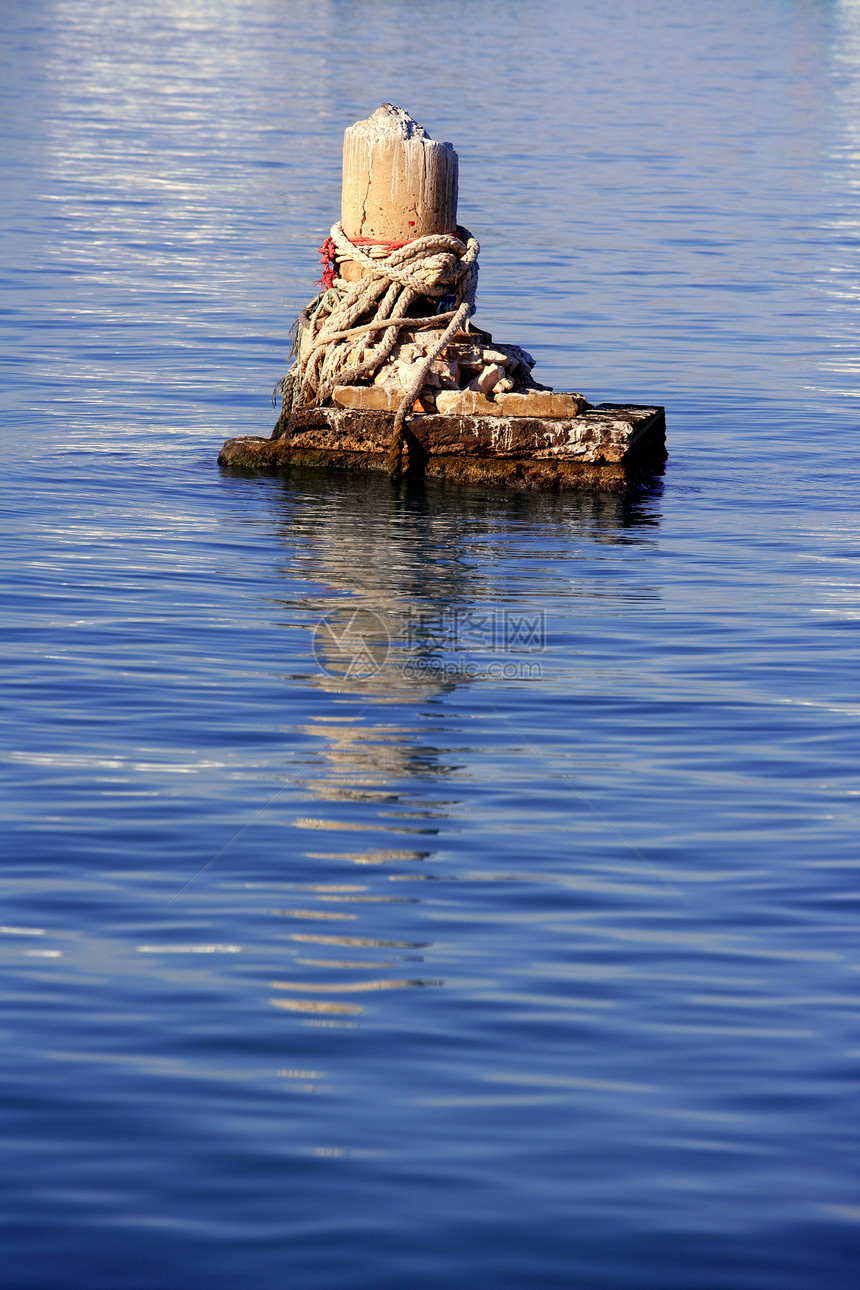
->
3 2 860 1287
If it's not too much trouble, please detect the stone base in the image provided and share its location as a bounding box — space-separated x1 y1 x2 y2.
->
218 401 666 493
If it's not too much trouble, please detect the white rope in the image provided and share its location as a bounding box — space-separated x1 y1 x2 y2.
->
286 222 480 477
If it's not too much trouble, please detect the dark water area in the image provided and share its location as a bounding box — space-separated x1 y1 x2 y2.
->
2 2 860 1287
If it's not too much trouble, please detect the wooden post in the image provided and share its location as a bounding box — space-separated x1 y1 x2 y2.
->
339 104 459 282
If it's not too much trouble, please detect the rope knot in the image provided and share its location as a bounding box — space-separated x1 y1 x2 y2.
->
412 251 459 290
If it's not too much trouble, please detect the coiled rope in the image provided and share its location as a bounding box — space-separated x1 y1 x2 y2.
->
281 221 479 478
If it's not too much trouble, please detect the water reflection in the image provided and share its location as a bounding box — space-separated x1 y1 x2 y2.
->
258 469 662 1022
291 723 459 804
276 469 663 698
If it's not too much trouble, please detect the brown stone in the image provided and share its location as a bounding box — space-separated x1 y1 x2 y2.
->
430 356 460 388
467 364 506 396
332 385 403 412
495 391 588 418
435 389 499 416
446 341 490 371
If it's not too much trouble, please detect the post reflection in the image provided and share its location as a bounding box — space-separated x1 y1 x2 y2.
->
262 470 662 1022
277 471 662 696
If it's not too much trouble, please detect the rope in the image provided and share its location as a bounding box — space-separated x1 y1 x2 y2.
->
290 222 480 478
316 236 338 292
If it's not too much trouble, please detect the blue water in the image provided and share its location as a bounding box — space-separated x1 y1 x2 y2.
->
3 2 860 1287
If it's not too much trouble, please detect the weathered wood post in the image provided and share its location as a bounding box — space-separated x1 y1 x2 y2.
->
218 105 667 491
339 104 459 282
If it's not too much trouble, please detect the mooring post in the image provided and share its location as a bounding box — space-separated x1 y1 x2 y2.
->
339 104 459 283
222 106 667 489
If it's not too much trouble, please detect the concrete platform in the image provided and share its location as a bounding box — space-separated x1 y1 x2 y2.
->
218 401 666 493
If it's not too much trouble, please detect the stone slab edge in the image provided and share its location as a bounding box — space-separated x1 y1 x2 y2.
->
218 403 666 493
283 403 664 463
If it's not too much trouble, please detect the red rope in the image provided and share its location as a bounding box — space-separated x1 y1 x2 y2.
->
349 235 415 250
316 232 427 290
316 236 339 291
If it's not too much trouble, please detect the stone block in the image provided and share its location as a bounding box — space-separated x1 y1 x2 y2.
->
219 402 667 492
467 364 506 396
430 356 460 387
332 385 403 412
495 390 588 418
435 389 499 416
400 358 437 389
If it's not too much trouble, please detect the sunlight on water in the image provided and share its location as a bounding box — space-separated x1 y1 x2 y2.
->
2 1 860 1288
